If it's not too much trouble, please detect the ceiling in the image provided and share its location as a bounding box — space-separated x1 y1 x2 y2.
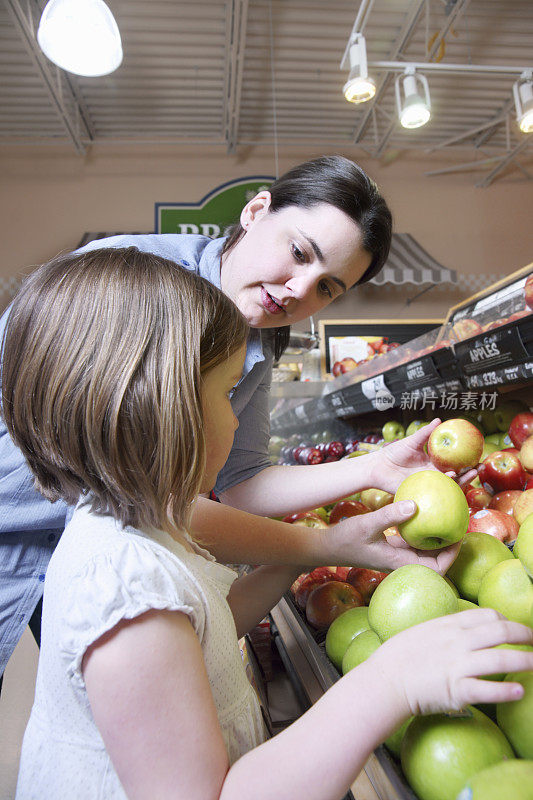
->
1 0 532 186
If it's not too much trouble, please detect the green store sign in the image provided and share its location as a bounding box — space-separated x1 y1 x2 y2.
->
155 176 274 237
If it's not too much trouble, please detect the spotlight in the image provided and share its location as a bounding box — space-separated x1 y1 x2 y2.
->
37 0 123 77
343 34 376 104
395 67 431 129
513 71 533 133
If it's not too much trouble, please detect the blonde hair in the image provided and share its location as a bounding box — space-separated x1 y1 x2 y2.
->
1 247 249 533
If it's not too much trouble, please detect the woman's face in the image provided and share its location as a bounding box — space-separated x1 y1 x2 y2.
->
220 194 372 328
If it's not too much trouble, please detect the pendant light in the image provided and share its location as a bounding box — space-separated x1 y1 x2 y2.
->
395 67 431 129
37 0 123 77
513 71 533 134
343 34 376 104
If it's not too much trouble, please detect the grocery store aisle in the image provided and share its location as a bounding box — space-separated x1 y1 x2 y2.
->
0 628 38 800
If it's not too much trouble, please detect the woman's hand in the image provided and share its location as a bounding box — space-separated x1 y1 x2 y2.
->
371 609 533 717
368 418 476 494
328 499 461 574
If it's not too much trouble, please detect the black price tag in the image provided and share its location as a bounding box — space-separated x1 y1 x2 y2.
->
455 327 528 375
396 356 439 387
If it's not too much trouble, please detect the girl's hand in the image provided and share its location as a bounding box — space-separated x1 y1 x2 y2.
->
372 609 533 717
330 499 461 574
368 418 477 494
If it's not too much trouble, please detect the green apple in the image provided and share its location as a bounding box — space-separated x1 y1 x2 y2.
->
485 432 504 446
313 506 330 523
478 559 533 625
457 598 478 610
405 420 429 437
497 671 533 758
368 564 457 641
481 439 499 461
384 716 413 758
325 606 370 671
401 706 513 800
341 629 381 674
447 531 514 602
514 513 533 578
382 420 405 442
456 759 533 800
494 400 529 433
478 409 500 435
444 575 459 597
394 470 470 550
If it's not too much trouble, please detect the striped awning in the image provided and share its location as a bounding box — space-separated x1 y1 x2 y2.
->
78 231 456 287
370 233 456 286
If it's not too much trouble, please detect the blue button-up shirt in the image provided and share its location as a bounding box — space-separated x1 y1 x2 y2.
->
0 234 273 674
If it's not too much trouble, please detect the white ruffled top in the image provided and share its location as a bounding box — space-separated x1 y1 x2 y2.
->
16 501 267 799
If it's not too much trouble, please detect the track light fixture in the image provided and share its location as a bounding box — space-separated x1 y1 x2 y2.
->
37 0 123 77
513 70 533 134
342 34 376 104
395 67 431 129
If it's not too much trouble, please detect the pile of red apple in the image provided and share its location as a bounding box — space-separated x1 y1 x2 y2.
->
277 432 384 465
331 338 400 377
451 272 533 342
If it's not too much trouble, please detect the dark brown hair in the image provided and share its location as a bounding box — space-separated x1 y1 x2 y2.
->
1 247 249 533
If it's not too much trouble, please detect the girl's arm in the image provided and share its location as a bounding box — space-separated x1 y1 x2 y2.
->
226 565 303 638
220 418 473 518
83 607 533 800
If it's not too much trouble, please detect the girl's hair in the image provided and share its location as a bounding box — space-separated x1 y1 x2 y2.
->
1 247 249 533
221 155 393 360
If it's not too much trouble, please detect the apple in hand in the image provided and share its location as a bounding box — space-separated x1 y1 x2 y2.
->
478 559 533 625
478 450 527 492
428 418 484 473
282 511 329 528
468 508 519 544
341 629 381 674
513 513 533 577
359 488 394 511
328 499 370 525
447 531 514 602
394 470 469 550
368 564 458 641
488 490 522 516
497 671 533 759
346 567 388 604
465 487 492 510
305 580 364 630
325 606 370 670
401 707 514 800
382 420 405 442
509 412 533 448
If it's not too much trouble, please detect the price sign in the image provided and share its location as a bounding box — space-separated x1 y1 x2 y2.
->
455 327 528 376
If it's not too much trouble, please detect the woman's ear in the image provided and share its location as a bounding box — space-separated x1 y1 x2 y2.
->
240 191 272 230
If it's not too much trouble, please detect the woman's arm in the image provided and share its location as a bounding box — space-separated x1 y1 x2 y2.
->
226 565 303 638
83 607 533 800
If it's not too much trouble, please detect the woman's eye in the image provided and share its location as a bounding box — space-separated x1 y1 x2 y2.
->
319 280 333 298
291 243 307 263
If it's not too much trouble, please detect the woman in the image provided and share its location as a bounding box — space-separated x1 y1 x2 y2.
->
0 155 459 682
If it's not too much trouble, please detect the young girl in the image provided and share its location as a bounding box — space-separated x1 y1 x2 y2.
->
3 247 533 800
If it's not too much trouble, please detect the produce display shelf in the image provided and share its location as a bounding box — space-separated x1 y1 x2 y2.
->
270 594 419 800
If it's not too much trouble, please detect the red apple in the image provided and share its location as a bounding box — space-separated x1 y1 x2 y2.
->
525 476 533 491
509 412 533 448
332 361 343 377
294 567 337 610
488 490 522 516
513 488 533 526
363 433 381 444
324 441 345 460
519 435 533 472
428 418 484 472
465 487 492 510
328 499 370 525
478 450 527 492
335 566 351 581
525 273 533 310
346 567 388 604
305 580 364 629
282 511 329 528
468 508 519 543
297 446 324 465
452 318 483 341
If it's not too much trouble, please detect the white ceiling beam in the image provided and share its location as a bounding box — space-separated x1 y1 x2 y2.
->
224 0 249 153
475 138 530 187
5 0 94 153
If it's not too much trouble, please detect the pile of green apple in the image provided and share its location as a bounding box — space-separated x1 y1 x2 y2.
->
324 562 533 800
